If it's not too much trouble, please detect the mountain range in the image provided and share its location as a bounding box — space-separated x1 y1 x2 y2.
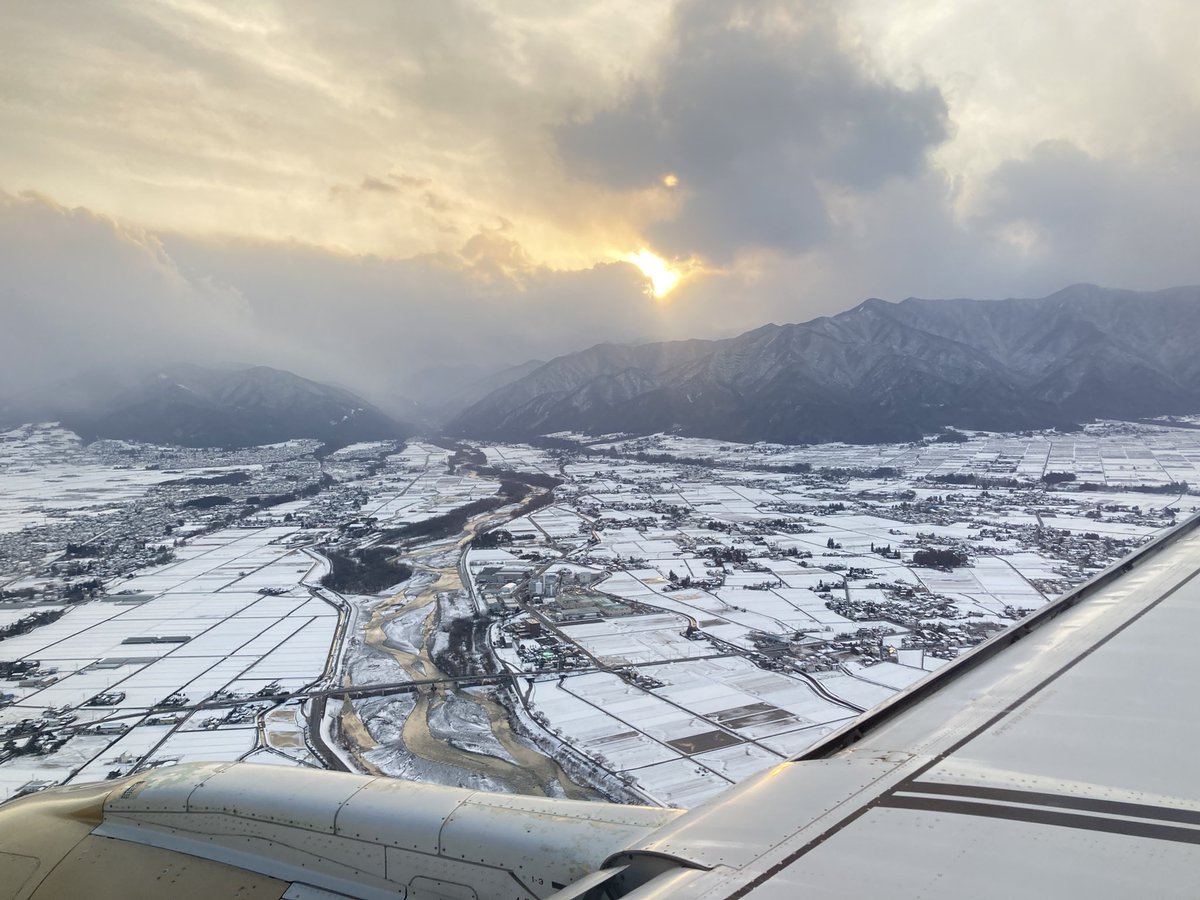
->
1 364 412 448
448 284 1200 444
7 285 1197 449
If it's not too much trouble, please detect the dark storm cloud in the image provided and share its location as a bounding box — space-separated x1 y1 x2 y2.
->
556 0 949 262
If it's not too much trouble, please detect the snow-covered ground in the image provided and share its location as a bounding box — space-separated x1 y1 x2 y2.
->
3 424 1195 809
0 525 340 799
460 427 1192 805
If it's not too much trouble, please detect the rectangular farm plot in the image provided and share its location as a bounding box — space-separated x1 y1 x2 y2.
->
148 726 258 766
693 742 782 781
558 614 696 664
626 757 731 807
527 679 678 770
666 729 743 754
650 658 856 738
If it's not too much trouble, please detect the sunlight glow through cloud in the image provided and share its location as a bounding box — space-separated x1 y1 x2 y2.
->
626 248 682 298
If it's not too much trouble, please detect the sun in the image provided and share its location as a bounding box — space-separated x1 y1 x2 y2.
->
626 249 681 298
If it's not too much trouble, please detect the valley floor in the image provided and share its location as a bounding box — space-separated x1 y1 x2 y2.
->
0 421 1194 807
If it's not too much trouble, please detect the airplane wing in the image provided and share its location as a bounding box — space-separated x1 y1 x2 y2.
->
3 515 1200 899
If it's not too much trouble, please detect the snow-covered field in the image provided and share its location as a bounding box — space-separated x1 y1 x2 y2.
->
0 525 339 799
463 426 1192 805
0 425 245 534
3 424 1195 809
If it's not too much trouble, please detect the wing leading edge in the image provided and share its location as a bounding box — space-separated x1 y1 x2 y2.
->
3 515 1200 899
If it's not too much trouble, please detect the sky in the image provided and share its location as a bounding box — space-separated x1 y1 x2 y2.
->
1 0 1198 402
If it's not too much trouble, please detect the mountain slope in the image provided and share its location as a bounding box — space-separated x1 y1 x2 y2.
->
402 359 549 424
1 363 413 448
449 285 1200 444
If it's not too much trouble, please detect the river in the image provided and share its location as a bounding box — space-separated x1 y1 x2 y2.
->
337 507 598 799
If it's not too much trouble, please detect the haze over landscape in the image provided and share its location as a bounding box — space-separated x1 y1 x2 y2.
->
2 1 1199 406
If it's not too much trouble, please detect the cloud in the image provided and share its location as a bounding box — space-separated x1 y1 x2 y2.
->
846 0 1200 187
391 174 431 189
0 0 674 264
556 0 949 263
2 1 1200 411
0 190 268 395
976 141 1200 290
160 231 667 397
0 189 674 402
360 176 399 193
